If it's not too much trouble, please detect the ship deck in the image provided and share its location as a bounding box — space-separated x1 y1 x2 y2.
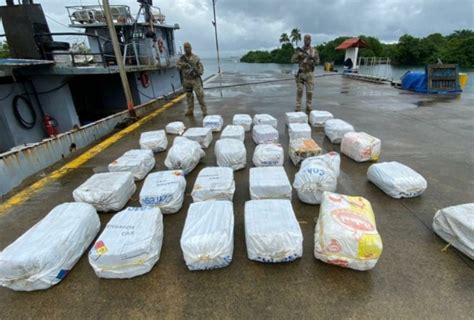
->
0 72 473 319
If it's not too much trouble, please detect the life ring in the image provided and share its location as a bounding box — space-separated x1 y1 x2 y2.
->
158 38 165 53
140 72 150 88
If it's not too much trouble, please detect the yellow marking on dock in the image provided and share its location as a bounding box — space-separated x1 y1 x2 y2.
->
0 94 185 216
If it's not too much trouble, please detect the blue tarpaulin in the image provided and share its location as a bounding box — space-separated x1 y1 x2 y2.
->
401 71 427 92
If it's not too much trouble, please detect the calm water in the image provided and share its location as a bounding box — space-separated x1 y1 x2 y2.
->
202 57 474 93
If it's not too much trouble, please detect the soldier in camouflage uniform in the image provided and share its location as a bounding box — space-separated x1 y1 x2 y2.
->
291 34 320 113
176 42 207 116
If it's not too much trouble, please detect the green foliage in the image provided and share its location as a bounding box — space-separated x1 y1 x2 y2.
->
0 42 10 59
279 33 290 45
290 28 302 47
240 30 474 67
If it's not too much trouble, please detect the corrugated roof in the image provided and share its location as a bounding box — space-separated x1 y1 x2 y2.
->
335 38 369 50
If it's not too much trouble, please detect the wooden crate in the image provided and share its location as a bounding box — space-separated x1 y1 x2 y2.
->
426 64 460 91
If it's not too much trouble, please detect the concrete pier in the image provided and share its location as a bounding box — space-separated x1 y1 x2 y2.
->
0 72 472 319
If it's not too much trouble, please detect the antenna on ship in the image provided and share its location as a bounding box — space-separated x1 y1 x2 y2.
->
211 0 221 74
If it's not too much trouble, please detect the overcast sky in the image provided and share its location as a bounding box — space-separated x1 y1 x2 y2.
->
1 0 473 58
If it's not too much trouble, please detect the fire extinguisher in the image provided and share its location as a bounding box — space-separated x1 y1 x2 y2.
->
43 113 59 137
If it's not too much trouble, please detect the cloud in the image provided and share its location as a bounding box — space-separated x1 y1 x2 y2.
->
1 0 473 57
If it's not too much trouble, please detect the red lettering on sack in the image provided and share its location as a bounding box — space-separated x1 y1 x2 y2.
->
327 239 342 253
328 259 349 267
333 210 375 232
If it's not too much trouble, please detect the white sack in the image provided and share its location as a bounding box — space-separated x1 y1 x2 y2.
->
433 203 474 259
314 192 383 271
367 161 427 198
309 110 334 127
221 125 245 141
288 138 322 166
108 149 155 180
293 152 341 204
285 112 308 125
165 121 186 135
249 166 292 200
139 130 168 153
324 119 355 143
183 127 213 148
215 139 246 171
88 206 163 279
164 137 205 174
245 199 303 263
0 203 100 291
252 124 279 144
232 114 252 131
191 167 235 202
288 123 312 141
139 170 186 214
341 132 381 162
181 201 234 270
252 143 284 167
73 172 136 212
203 115 224 132
253 114 277 128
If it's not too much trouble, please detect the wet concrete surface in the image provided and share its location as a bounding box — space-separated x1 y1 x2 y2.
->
0 72 473 319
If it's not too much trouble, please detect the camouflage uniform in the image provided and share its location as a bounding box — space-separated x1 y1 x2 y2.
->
176 54 207 115
292 46 320 112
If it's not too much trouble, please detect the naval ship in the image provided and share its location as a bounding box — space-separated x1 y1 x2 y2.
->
0 0 182 196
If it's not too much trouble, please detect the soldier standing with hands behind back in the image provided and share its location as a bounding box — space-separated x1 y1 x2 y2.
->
176 42 207 116
292 34 320 113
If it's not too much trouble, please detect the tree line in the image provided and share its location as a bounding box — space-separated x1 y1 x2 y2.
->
240 30 474 67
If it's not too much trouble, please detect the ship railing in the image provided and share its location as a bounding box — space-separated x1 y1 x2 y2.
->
34 32 108 68
66 5 134 26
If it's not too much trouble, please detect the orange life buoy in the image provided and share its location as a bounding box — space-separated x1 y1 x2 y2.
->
140 71 150 88
158 38 165 53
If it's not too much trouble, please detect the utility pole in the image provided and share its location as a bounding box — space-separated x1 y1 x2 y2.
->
102 0 136 117
211 0 221 74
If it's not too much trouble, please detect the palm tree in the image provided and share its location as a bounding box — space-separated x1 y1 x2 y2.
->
290 28 302 47
279 33 290 45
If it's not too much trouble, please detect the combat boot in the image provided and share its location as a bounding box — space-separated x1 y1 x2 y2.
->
185 109 194 116
202 108 208 117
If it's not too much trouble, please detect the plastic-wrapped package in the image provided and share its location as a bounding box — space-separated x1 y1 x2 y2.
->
314 192 383 271
183 127 213 148
309 110 334 127
73 172 136 212
252 143 284 167
433 203 474 259
215 139 246 171
191 167 235 202
341 132 381 162
367 161 427 198
301 151 341 177
221 125 245 141
165 121 186 135
288 123 312 141
139 170 186 214
293 152 340 204
180 201 234 270
253 114 278 128
288 138 322 166
249 166 292 200
232 114 252 131
324 119 355 143
285 111 308 125
245 199 303 263
164 137 205 174
0 203 100 291
139 130 168 153
252 124 279 144
108 149 156 180
203 115 224 132
89 207 163 279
